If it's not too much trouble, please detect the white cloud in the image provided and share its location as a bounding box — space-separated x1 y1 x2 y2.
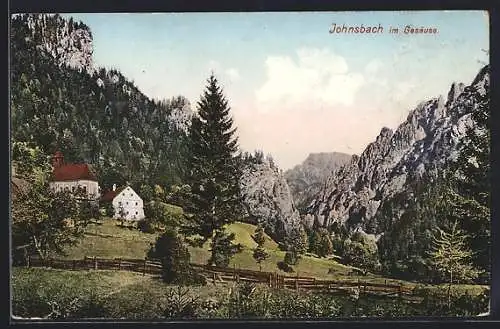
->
255 48 365 111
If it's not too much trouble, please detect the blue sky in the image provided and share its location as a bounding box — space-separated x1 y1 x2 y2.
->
62 11 489 169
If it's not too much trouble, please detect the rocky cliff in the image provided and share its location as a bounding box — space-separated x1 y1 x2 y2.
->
305 65 489 234
240 159 302 241
17 14 94 74
285 152 352 214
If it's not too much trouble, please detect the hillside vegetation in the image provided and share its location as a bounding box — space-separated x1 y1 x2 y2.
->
60 219 405 284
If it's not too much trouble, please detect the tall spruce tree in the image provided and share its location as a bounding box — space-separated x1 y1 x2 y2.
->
182 74 243 267
449 79 490 278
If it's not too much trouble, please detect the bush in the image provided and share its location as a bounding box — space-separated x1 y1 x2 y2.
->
162 286 200 319
277 261 294 273
284 251 299 266
137 219 155 234
415 286 490 316
342 237 379 272
148 227 205 285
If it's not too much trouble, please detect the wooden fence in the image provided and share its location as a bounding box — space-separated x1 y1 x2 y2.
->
22 256 415 298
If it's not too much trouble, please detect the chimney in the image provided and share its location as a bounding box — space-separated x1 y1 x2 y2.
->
113 184 116 191
51 151 64 169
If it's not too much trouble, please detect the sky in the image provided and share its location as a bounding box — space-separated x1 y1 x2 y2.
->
63 11 489 170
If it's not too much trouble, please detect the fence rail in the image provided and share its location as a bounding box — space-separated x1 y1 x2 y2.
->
21 256 415 298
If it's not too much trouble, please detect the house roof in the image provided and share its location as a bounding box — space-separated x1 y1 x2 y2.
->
51 163 97 182
100 186 126 202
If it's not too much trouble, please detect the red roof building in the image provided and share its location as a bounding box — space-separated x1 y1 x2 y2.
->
51 163 98 182
49 151 99 200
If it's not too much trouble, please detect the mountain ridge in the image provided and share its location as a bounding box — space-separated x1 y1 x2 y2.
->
305 65 489 233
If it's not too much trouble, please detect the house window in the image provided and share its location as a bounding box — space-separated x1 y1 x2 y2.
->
83 186 87 194
126 201 129 205
71 186 75 192
135 211 138 215
135 202 138 206
130 193 133 197
126 211 129 215
118 201 122 206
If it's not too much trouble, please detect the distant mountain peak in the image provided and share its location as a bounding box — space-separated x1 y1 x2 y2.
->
285 152 352 214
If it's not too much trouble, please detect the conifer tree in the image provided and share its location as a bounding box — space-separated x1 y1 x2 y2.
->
429 221 480 285
252 224 269 271
182 74 243 266
449 80 490 277
283 225 308 266
428 221 481 307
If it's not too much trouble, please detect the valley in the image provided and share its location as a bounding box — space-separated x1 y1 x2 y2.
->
10 12 491 319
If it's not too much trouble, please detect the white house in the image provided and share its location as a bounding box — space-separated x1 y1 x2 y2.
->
49 151 100 201
101 185 145 221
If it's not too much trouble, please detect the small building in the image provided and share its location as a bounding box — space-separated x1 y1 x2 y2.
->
101 184 145 221
49 151 100 200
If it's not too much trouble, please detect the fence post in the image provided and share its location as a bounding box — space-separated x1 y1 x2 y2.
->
118 258 121 271
269 273 272 288
295 278 299 291
358 278 360 291
94 256 97 270
236 273 240 284
26 255 30 268
143 259 147 276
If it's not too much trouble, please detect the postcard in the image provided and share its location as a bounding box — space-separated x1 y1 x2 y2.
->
10 11 490 320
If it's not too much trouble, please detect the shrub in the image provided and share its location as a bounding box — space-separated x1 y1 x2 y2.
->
163 286 200 319
284 251 298 266
137 219 155 234
277 261 294 273
148 227 205 285
342 237 379 272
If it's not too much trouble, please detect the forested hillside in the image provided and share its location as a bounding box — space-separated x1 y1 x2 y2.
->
10 14 192 191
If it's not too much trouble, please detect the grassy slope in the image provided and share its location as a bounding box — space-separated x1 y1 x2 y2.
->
60 219 408 285
15 220 488 319
58 219 489 289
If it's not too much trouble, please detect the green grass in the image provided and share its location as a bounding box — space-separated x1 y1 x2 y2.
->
11 266 146 297
226 222 279 251
11 267 230 319
56 219 486 289
11 267 489 319
61 219 392 282
61 219 156 260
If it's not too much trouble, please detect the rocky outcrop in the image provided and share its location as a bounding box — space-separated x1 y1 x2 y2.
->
285 152 352 214
21 14 94 73
240 159 301 241
306 65 489 233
